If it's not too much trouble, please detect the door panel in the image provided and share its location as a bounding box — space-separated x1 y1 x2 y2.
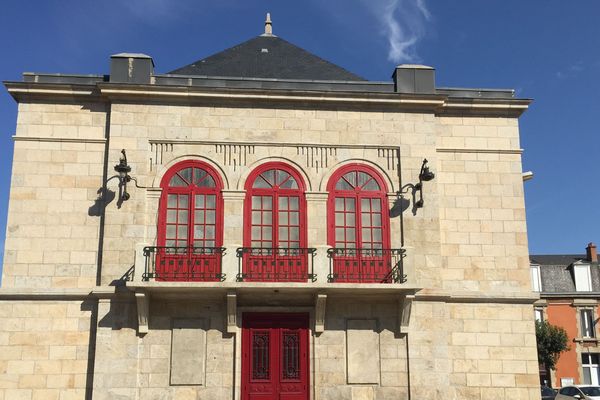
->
242 314 309 400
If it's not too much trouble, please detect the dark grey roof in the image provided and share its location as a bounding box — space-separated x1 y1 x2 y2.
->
530 253 600 293
530 254 588 266
168 35 366 81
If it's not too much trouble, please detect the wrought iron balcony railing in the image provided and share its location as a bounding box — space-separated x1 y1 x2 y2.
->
327 248 406 283
143 246 226 282
236 247 317 282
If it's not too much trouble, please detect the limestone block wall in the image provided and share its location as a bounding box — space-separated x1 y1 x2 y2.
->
0 300 92 400
436 116 530 294
409 300 540 399
92 298 233 400
2 101 107 288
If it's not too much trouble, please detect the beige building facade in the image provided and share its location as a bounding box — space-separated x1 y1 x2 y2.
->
0 24 540 400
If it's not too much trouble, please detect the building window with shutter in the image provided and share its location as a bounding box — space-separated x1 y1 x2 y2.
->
581 309 596 338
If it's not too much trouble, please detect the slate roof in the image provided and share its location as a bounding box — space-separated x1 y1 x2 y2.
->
168 35 366 81
530 253 600 293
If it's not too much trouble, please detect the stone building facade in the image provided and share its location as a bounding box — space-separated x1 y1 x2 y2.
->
0 20 540 400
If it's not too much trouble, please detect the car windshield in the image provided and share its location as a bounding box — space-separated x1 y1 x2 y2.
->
581 386 600 395
541 387 555 395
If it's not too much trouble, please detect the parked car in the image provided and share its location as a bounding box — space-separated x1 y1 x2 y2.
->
542 386 557 400
556 385 600 399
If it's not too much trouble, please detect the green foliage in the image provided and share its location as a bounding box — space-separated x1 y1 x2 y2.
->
535 320 570 370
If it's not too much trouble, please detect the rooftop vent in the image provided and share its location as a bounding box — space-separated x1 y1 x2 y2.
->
392 64 435 94
110 53 154 84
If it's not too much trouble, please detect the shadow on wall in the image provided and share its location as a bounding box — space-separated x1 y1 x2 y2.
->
88 187 115 217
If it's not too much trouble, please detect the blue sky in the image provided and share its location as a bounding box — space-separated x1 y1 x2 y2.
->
0 0 599 276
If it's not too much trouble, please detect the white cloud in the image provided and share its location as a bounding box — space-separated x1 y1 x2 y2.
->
362 0 432 64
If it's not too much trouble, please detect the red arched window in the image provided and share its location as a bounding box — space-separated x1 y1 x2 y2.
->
327 164 394 283
155 161 224 281
242 163 308 282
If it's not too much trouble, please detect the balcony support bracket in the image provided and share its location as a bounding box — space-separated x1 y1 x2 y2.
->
135 289 150 335
399 294 414 335
315 293 327 333
227 291 237 334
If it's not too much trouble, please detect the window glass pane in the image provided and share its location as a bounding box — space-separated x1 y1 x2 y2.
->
279 227 288 241
363 179 380 191
361 198 371 211
335 179 353 190
194 226 204 239
179 195 188 208
347 213 355 226
335 213 344 226
584 367 592 385
262 197 272 210
362 229 371 241
290 227 299 241
343 172 356 187
372 214 382 227
361 213 371 227
195 210 204 223
263 211 272 224
357 172 370 188
251 241 262 248
253 175 271 188
345 198 355 212
264 170 276 185
167 225 176 238
168 194 178 208
169 174 187 187
205 226 215 239
251 227 261 240
206 195 216 209
193 167 207 183
372 199 381 212
335 198 344 211
262 227 272 240
198 174 215 188
346 228 355 241
289 197 299 210
252 211 261 224
179 168 192 183
276 170 289 186
195 194 204 208
176 240 187 247
167 210 177 223
373 229 382 242
178 210 188 224
206 211 215 224
279 212 288 225
279 197 288 210
290 212 299 225
289 241 300 249
280 176 298 189
584 354 591 363
166 239 176 247
335 228 344 241
177 226 188 239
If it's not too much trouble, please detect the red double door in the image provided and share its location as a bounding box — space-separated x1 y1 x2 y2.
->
242 313 309 400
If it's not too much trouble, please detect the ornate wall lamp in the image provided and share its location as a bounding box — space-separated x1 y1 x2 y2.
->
397 158 435 213
114 149 132 204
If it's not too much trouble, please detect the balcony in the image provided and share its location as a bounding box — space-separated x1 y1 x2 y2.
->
142 246 226 282
327 248 406 284
236 247 316 282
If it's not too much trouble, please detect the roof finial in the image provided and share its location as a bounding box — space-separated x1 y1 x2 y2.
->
264 13 273 36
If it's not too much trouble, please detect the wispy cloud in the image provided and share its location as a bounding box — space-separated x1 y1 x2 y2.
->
361 0 432 64
555 61 584 79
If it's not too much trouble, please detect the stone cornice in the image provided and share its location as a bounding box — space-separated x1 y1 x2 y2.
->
0 287 118 300
4 81 531 116
416 290 539 304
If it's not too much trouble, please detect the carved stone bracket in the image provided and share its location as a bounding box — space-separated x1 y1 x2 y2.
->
135 289 150 335
398 294 414 334
227 291 237 334
315 293 327 333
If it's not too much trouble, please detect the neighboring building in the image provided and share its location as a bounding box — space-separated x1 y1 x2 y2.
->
0 16 539 399
531 243 600 388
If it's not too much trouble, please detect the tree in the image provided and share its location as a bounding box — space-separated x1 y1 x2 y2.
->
535 320 570 371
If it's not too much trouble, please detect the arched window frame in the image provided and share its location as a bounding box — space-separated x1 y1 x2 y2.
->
326 163 391 250
157 160 224 249
243 162 308 249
